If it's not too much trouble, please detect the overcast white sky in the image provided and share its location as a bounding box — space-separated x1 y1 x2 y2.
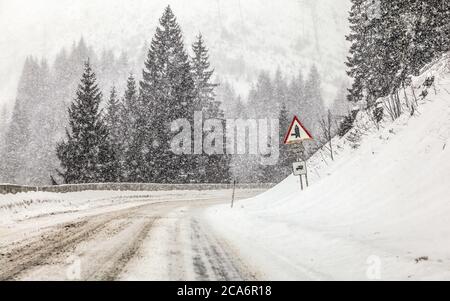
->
0 0 350 108
0 0 209 106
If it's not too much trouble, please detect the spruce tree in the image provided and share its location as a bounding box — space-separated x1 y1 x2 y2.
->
140 6 196 183
0 57 39 184
276 102 297 181
248 71 276 118
345 0 369 103
423 0 450 56
407 0 450 75
0 106 7 141
346 0 450 112
191 33 230 183
274 68 288 109
121 74 145 182
105 86 122 181
217 81 239 119
191 33 219 114
304 65 325 136
26 58 55 184
259 71 290 183
287 70 305 116
56 61 117 184
105 87 120 140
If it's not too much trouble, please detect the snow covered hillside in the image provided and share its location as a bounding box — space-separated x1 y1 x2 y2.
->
205 57 450 280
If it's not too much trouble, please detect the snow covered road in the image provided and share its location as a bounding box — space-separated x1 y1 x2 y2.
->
0 190 263 281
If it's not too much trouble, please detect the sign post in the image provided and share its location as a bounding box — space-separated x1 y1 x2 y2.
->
292 160 307 190
284 116 313 191
305 164 309 187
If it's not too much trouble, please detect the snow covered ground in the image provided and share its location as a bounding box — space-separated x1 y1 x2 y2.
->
2 57 449 280
0 188 265 280
205 58 450 280
0 189 247 225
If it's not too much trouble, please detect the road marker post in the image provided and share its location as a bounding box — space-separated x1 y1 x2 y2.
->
231 178 236 208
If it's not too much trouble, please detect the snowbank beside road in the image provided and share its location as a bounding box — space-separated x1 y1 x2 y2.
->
0 189 261 225
206 59 450 280
0 190 175 224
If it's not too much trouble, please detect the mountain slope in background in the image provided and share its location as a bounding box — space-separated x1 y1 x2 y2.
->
0 0 350 110
206 56 450 280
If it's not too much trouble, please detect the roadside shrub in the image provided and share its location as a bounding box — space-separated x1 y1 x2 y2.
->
338 110 358 137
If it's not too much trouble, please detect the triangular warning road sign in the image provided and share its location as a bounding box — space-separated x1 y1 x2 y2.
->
283 116 313 144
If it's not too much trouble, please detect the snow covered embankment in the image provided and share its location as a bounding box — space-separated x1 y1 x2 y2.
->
0 191 170 225
206 58 450 280
0 189 245 226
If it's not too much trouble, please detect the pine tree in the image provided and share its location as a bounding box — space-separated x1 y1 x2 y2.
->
0 57 40 184
121 74 145 182
105 86 122 181
245 73 275 183
191 33 219 114
56 61 117 184
346 0 399 104
287 70 305 117
276 102 297 181
25 58 55 184
247 71 276 118
68 38 93 82
345 0 404 109
117 51 130 89
1 39 134 185
345 0 370 103
421 0 450 56
0 106 7 141
105 87 121 146
304 65 325 138
140 6 196 183
191 33 230 183
217 81 239 119
346 0 450 113
407 0 450 76
228 98 260 184
273 68 288 107
264 70 292 182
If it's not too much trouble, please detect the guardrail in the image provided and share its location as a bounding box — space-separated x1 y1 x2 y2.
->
0 183 275 195
0 185 39 195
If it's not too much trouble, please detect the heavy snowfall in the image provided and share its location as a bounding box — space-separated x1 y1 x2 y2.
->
0 0 449 281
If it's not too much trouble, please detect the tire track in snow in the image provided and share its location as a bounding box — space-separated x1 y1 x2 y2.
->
189 218 258 281
0 203 155 280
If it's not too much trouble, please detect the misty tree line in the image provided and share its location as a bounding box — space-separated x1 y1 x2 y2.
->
56 7 233 184
57 7 335 184
0 6 339 185
345 0 450 129
216 65 345 183
0 38 137 185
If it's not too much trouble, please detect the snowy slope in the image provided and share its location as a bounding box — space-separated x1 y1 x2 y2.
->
205 57 450 280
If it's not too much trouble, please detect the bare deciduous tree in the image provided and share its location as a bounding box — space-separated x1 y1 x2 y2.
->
318 110 334 161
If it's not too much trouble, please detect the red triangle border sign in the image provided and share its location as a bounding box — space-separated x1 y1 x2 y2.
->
283 115 314 144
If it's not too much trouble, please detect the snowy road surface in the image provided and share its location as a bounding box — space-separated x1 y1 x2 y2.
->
0 190 263 281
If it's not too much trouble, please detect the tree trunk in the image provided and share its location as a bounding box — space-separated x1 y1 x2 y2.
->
410 85 418 106
395 90 402 118
402 83 409 110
